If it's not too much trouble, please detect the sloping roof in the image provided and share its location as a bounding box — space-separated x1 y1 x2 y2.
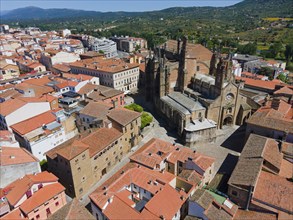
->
107 108 141 126
163 40 212 61
241 134 282 170
4 171 58 206
228 157 263 188
81 128 123 157
190 189 214 210
252 171 293 214
79 101 110 119
19 183 65 214
10 111 56 135
247 102 293 133
274 86 293 95
0 98 26 116
144 184 186 219
0 147 39 166
56 140 88 161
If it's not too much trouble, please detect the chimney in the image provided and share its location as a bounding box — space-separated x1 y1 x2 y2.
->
271 97 281 110
10 155 15 159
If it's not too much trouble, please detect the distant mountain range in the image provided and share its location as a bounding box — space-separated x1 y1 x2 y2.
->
1 0 292 21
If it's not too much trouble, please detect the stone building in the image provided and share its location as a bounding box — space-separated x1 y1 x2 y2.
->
46 127 132 198
145 37 253 146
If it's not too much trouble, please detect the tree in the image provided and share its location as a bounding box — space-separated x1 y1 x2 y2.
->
285 44 293 65
125 103 143 112
277 73 288 83
258 67 275 80
269 42 283 58
237 42 257 55
141 112 153 129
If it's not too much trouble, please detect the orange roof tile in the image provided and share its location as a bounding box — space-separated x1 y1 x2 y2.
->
274 86 293 95
70 57 139 74
10 111 56 135
145 184 186 219
1 208 28 220
20 183 65 214
107 108 141 126
253 171 293 214
0 147 39 166
81 128 123 157
0 98 26 116
4 171 58 206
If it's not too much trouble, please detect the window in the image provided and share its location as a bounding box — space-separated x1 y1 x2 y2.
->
77 167 81 172
232 190 238 197
55 201 59 206
75 159 79 163
82 154 86 160
44 201 49 206
34 209 39 213
79 188 83 193
196 66 200 71
105 157 108 161
113 151 116 155
36 215 40 219
108 162 111 167
81 176 86 182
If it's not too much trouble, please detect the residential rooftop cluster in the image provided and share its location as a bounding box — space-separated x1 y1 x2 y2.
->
0 25 292 220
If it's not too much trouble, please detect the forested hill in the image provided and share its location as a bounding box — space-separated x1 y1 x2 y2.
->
2 0 292 21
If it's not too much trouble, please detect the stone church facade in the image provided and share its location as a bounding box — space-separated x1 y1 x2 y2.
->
145 37 253 147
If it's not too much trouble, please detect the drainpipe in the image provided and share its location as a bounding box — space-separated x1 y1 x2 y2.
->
245 185 253 210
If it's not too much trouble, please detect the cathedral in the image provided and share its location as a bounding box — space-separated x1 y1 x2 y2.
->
145 37 254 147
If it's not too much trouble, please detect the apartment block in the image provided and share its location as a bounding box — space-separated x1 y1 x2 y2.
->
70 57 140 92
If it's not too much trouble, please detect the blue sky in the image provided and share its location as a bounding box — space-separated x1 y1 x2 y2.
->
1 0 243 12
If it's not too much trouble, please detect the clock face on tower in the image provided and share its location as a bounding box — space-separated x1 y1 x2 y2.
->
226 93 234 101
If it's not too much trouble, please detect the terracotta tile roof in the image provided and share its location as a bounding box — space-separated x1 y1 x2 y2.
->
205 201 233 220
163 40 213 61
4 171 58 206
0 98 27 116
62 73 93 81
78 83 97 95
235 209 277 220
228 157 263 188
252 171 293 214
178 170 202 185
241 134 283 171
274 86 293 95
53 64 71 72
131 138 214 172
70 57 139 74
19 182 65 214
48 198 95 220
279 159 293 179
0 130 13 142
1 208 28 220
144 184 187 219
10 111 57 135
79 101 111 119
0 89 20 100
0 147 39 166
81 128 123 157
90 164 187 220
247 102 293 133
107 108 141 126
87 85 123 101
56 140 88 161
236 76 292 91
